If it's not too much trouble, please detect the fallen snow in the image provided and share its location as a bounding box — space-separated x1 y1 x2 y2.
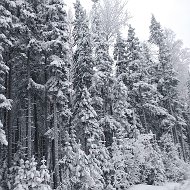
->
127 182 181 190
128 184 169 190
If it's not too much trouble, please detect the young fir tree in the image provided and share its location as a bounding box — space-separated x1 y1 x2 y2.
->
13 157 52 190
39 158 52 190
59 130 102 190
13 159 27 190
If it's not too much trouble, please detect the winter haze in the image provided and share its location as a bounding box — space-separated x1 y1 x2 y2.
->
66 0 190 47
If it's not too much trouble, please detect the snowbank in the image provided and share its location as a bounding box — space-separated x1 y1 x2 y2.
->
127 182 180 190
128 184 168 190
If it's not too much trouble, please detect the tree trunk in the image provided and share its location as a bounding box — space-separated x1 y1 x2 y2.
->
139 85 148 133
34 96 39 159
7 59 12 168
179 124 186 161
27 50 32 159
53 100 60 188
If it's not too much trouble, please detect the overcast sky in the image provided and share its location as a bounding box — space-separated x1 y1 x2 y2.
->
65 0 190 47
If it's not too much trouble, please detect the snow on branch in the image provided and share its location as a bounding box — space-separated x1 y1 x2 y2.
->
28 78 45 92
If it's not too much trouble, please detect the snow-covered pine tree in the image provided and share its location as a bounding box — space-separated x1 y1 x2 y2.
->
116 25 176 140
133 42 176 137
113 33 139 138
43 0 70 187
72 0 101 153
83 0 114 174
73 87 101 153
13 156 52 190
117 25 144 134
26 156 41 189
91 0 119 150
59 130 100 190
72 0 94 93
149 15 187 159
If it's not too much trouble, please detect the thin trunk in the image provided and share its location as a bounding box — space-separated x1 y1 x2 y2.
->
15 118 19 153
183 112 190 158
133 109 138 139
139 85 148 133
7 59 12 168
169 100 183 158
179 124 186 161
169 100 179 144
27 50 32 159
53 100 60 188
34 96 39 159
44 53 51 167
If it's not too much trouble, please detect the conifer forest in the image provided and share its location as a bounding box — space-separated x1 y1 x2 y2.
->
1 0 190 189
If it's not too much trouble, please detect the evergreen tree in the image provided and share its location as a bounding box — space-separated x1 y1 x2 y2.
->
72 0 100 153
42 0 70 187
73 0 94 93
13 157 52 190
59 130 101 190
149 15 187 158
73 87 101 153
91 0 116 149
160 133 190 181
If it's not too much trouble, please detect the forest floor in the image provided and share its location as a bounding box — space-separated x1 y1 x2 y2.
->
127 181 190 190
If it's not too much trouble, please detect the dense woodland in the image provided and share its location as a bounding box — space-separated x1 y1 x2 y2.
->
1 0 190 189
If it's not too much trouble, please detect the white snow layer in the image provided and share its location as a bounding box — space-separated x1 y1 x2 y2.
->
127 181 190 190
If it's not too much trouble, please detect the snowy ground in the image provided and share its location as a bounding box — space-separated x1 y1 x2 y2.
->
127 181 190 190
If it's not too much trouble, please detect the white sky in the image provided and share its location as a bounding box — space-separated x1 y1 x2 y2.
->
65 0 190 47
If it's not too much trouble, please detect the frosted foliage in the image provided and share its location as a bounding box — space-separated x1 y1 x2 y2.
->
0 121 8 145
74 87 102 142
160 134 190 182
13 157 52 190
59 132 105 190
0 53 11 145
111 133 167 189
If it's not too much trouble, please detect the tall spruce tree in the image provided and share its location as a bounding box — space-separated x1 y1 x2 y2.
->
72 0 100 153
41 0 70 187
149 15 187 159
